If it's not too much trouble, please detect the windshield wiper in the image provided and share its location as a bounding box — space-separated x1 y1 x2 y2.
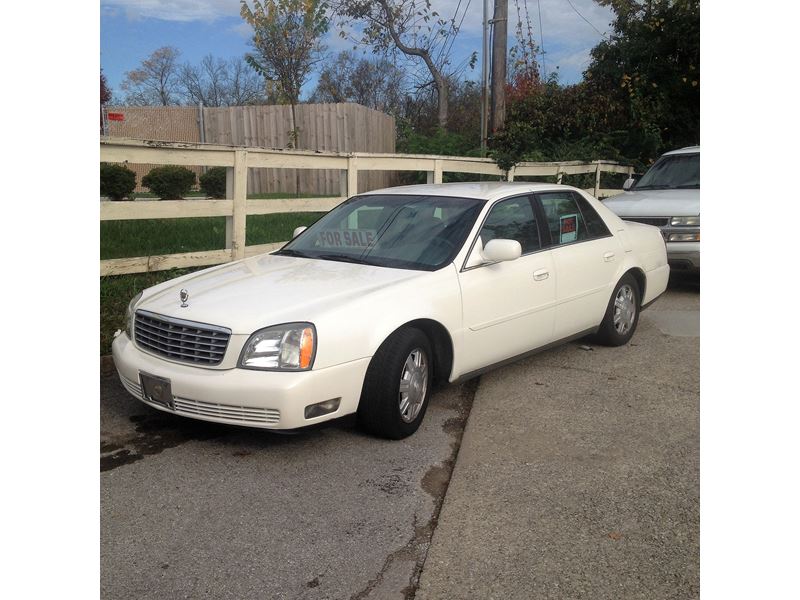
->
275 248 312 258
316 253 374 265
676 184 700 189
634 184 672 190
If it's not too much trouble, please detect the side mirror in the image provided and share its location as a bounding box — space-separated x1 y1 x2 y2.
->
482 239 522 263
622 177 636 191
292 226 307 239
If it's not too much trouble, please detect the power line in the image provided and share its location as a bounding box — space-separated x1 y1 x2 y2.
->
535 0 546 79
438 0 472 70
564 0 608 39
433 0 463 66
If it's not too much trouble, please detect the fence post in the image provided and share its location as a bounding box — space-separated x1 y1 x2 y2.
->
433 159 443 184
346 155 358 197
231 149 248 261
225 165 235 250
594 162 602 197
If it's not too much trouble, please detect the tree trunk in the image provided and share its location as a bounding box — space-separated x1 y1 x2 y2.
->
434 73 449 129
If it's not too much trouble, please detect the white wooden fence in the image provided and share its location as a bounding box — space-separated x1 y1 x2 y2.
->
100 138 634 276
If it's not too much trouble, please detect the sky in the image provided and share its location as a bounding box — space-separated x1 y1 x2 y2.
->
100 0 615 103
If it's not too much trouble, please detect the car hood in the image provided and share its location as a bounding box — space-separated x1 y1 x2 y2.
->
137 253 424 333
602 188 700 218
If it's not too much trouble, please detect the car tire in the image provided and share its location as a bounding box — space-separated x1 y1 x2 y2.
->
593 273 641 347
357 327 433 439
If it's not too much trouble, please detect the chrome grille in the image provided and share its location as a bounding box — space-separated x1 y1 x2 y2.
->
623 217 670 227
134 310 231 366
173 397 280 424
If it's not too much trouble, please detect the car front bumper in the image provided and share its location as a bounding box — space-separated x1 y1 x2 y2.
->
112 332 371 430
666 241 700 271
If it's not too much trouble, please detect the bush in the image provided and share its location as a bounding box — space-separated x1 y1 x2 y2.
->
199 166 227 198
100 163 136 200
141 165 196 200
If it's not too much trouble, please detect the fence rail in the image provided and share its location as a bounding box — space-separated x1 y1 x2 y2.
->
100 138 634 277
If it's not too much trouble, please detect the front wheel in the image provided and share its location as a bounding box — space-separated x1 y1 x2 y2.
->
593 274 641 346
357 328 433 439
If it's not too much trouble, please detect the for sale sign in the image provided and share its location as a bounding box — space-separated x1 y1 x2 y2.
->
316 229 377 248
107 112 125 121
560 213 578 243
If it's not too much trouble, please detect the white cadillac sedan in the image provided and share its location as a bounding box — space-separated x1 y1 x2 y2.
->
113 183 669 439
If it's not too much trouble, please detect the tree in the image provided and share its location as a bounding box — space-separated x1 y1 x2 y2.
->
100 69 112 106
491 0 699 170
584 0 700 161
120 47 181 106
309 51 406 116
100 69 112 133
331 0 467 129
240 0 328 147
179 56 266 107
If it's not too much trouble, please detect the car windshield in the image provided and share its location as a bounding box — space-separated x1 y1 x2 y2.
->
276 194 485 271
635 152 700 190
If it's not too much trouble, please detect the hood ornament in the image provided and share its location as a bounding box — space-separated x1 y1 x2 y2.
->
180 289 189 308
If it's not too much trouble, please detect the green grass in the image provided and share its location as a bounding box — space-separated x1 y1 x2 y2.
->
100 209 326 355
101 212 324 259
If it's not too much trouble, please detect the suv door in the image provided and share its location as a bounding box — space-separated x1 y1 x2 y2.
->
535 191 622 339
457 195 556 374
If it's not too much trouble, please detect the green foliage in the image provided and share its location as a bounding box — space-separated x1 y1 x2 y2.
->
240 0 328 107
141 165 197 200
199 166 227 198
100 163 136 201
493 0 699 171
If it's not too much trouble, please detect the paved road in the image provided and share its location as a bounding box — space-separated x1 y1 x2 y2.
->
416 275 700 600
101 275 698 599
101 365 477 599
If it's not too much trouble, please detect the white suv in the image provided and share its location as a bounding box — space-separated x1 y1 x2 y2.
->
603 146 699 272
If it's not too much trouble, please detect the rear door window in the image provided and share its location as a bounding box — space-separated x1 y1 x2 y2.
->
537 192 610 246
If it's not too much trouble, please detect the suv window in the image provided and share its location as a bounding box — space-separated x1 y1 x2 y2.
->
537 192 609 245
479 196 540 254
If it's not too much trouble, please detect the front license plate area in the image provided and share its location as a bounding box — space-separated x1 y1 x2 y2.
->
139 372 174 409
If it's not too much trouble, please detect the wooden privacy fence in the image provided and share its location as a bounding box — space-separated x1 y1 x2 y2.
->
100 138 634 277
104 103 396 195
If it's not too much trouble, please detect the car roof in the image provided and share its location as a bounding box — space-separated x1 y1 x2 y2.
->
663 146 700 156
359 181 581 202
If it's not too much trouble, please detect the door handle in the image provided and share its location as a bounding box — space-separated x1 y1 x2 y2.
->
603 252 615 262
533 269 549 281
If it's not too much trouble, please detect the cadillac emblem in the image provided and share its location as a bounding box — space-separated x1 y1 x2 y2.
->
180 289 189 308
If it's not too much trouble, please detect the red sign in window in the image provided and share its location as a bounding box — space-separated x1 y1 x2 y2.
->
107 112 125 121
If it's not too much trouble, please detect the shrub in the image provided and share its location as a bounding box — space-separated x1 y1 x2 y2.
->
100 163 136 200
141 165 196 200
199 166 227 198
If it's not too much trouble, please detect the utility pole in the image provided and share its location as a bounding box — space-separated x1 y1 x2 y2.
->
490 0 508 137
480 0 490 156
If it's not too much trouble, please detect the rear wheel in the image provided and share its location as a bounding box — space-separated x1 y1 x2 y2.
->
594 274 640 346
357 328 432 439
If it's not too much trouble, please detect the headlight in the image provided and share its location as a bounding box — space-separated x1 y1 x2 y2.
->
670 216 700 227
239 323 316 371
669 232 700 242
126 292 143 338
